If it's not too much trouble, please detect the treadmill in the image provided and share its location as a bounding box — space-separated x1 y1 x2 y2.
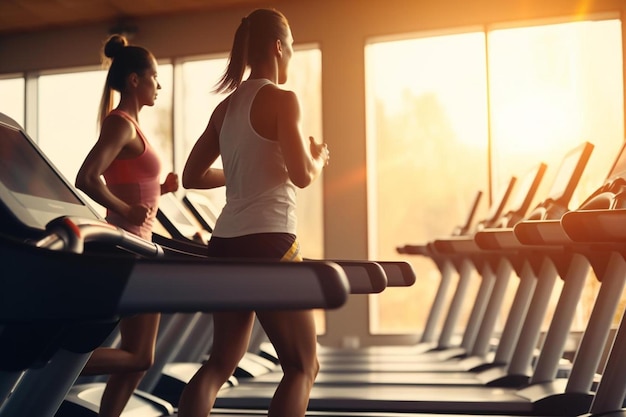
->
127 193 389 407
199 299 626 417
250 142 594 387
182 190 219 233
420 144 591 374
154 192 408 295
210 143 625 415
314 161 547 373
365 189 484 357
133 192 416 406
0 112 350 417
179 189 419 368
388 176 517 359
313 179 512 365
54 128 415 414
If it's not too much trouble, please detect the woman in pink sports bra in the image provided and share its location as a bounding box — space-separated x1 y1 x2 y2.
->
75 34 179 417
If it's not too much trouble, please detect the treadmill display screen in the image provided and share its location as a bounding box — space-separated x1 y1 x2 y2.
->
158 193 201 238
547 149 581 200
0 123 81 204
0 119 100 231
507 166 539 212
485 178 514 221
186 193 218 228
607 142 626 181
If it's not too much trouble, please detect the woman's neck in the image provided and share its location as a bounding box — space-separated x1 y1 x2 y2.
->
116 97 141 122
249 62 278 84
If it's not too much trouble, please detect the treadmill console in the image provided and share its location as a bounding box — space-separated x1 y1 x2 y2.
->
0 114 101 237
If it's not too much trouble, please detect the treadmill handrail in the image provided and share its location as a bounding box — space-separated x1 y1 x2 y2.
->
118 258 350 314
34 216 163 256
0 236 350 321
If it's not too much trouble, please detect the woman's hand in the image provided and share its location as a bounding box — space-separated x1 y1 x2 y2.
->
161 172 179 194
309 136 330 166
126 204 152 226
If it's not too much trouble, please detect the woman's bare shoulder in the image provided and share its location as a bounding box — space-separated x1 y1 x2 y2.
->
100 113 136 144
259 84 299 110
210 95 233 126
264 83 296 98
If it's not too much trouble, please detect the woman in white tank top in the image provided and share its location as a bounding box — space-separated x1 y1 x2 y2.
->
179 8 329 417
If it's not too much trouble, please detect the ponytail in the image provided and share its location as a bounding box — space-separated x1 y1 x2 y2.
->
214 8 289 93
214 17 250 93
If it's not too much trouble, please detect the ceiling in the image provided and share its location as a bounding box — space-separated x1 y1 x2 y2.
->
0 0 267 35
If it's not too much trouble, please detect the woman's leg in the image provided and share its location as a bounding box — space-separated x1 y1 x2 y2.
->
82 314 160 375
256 309 319 417
82 313 160 417
177 311 256 417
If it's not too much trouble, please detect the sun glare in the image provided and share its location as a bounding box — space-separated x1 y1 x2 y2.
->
366 32 488 149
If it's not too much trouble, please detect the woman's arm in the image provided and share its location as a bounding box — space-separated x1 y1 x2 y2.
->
76 116 150 225
182 100 227 190
274 89 329 188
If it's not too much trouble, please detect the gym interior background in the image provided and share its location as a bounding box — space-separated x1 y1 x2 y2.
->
0 0 625 347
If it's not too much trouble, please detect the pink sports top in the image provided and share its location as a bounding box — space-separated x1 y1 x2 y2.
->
102 109 161 240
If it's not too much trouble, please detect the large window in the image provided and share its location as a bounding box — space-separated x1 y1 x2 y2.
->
367 18 624 334
37 69 106 200
0 76 25 127
487 19 625 329
366 31 490 334
488 19 624 209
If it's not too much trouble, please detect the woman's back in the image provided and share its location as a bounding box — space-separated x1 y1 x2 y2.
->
213 79 297 238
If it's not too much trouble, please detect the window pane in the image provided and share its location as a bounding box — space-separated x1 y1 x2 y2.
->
488 19 624 329
0 77 25 127
366 32 489 334
38 70 107 214
489 20 624 209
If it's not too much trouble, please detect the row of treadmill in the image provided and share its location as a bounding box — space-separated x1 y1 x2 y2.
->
1 109 626 417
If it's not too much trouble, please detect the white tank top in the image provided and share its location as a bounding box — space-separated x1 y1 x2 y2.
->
212 78 297 237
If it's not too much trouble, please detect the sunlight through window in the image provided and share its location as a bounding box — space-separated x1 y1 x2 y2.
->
366 31 489 334
489 19 624 209
367 18 624 335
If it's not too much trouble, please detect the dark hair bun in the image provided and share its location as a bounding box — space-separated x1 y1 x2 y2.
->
103 34 129 59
